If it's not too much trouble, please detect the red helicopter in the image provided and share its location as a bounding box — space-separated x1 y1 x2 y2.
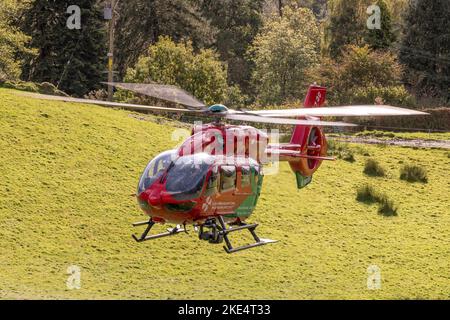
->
28 83 427 253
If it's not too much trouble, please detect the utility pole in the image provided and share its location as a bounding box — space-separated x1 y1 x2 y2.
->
107 0 118 101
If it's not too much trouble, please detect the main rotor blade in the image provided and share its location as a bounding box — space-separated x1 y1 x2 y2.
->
247 105 429 117
225 114 356 127
19 92 203 114
104 82 206 109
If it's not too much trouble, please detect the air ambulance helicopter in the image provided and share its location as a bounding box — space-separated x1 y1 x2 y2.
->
28 83 427 253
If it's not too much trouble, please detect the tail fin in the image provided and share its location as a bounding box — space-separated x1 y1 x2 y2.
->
290 85 327 145
288 85 328 189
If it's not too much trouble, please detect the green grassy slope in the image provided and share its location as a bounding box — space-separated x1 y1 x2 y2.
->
0 88 449 299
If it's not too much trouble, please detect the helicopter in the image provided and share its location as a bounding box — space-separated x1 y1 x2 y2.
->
26 83 427 253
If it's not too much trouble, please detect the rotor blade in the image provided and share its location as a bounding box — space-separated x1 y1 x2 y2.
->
225 114 356 127
246 105 429 117
19 92 203 114
104 82 206 109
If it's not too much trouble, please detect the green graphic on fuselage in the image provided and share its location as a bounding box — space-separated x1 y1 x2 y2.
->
227 167 264 219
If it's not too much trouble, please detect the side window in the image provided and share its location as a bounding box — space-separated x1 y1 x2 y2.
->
220 166 236 192
241 166 251 188
253 165 261 185
204 167 218 196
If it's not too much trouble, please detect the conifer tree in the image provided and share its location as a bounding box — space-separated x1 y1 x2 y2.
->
364 0 396 50
399 0 450 101
326 0 365 58
22 0 106 96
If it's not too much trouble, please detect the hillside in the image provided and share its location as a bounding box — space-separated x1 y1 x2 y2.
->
0 88 449 299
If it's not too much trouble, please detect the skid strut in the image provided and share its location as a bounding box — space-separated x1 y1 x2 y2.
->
199 216 278 254
132 219 185 242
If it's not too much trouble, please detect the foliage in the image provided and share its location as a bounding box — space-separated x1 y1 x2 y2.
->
201 0 265 95
400 164 428 183
351 85 415 107
356 183 378 203
21 0 106 97
326 0 365 58
363 158 386 177
326 0 397 57
115 0 212 77
310 45 412 106
0 0 36 80
249 7 320 105
0 80 67 96
363 0 396 50
121 37 228 106
377 194 398 216
399 0 450 102
356 184 398 216
327 140 356 162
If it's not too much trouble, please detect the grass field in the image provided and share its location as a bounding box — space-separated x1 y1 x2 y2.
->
353 130 450 141
0 88 449 299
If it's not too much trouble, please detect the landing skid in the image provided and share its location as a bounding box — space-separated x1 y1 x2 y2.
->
199 216 278 254
132 219 186 242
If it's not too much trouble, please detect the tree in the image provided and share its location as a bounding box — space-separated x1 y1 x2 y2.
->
326 0 366 58
122 37 228 106
364 0 396 50
22 0 107 96
115 0 212 78
311 45 413 106
0 0 35 80
264 0 328 20
200 0 265 95
399 0 450 102
249 7 321 105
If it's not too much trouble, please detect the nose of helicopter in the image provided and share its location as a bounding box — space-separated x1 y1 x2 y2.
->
137 188 162 209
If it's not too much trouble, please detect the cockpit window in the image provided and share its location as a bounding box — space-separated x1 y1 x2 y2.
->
165 154 213 201
137 150 175 194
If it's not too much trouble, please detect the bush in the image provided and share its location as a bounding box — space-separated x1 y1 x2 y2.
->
400 165 428 183
351 85 416 107
122 37 228 106
377 194 398 216
310 45 407 106
356 184 398 216
0 80 67 96
327 140 356 162
364 159 386 177
356 184 378 203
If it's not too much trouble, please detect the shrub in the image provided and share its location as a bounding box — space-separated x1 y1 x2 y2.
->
342 152 356 163
122 37 228 106
356 184 378 203
351 85 416 107
327 140 355 162
400 165 428 183
356 184 398 216
310 45 407 105
364 159 386 177
377 194 398 217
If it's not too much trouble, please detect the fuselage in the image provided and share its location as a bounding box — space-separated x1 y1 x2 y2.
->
136 124 269 225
